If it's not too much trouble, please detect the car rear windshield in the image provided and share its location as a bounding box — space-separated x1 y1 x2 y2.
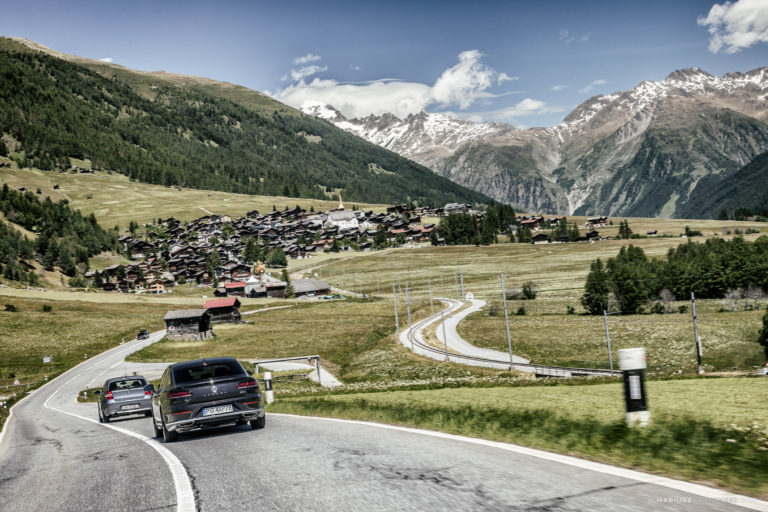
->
173 362 245 384
108 378 147 391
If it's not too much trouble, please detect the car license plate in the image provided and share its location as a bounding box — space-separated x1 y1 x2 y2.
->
203 405 233 416
121 404 140 410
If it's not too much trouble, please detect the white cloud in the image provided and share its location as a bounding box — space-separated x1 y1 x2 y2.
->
449 98 565 124
286 65 327 82
99 57 113 63
273 50 516 119
293 53 321 65
578 79 607 93
350 64 361 71
559 29 592 43
551 84 568 91
698 0 768 53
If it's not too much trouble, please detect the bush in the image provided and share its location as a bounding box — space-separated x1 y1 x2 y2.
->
678 305 689 314
42 304 52 312
68 276 88 288
566 305 575 315
4 304 18 312
515 306 526 316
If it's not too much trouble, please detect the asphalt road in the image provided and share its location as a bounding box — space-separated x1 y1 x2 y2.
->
1 333 765 511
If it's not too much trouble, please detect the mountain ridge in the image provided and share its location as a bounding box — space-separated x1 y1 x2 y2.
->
0 37 489 207
303 66 768 218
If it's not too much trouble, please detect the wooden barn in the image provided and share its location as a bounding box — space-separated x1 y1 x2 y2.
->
203 297 242 324
164 309 212 340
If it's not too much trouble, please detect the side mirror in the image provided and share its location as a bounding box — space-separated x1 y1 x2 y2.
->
93 390 101 395
144 384 155 393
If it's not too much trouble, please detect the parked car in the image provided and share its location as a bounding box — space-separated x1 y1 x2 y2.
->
149 357 265 442
95 376 152 423
137 329 150 340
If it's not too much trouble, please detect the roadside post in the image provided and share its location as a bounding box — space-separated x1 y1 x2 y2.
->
264 371 274 405
619 348 650 427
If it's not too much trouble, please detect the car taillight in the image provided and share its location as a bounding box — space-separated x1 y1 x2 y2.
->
105 391 113 400
169 390 191 398
145 390 152 396
237 379 259 390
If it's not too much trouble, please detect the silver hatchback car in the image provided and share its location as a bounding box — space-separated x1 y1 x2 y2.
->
95 376 153 422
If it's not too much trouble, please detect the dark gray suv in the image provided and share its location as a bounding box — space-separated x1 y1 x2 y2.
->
148 357 265 442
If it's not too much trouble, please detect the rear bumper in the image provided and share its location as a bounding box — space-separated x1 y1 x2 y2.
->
104 404 152 417
166 408 265 432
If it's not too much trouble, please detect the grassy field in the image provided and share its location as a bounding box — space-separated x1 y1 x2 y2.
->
0 164 386 229
269 377 768 497
126 298 513 386
302 230 768 373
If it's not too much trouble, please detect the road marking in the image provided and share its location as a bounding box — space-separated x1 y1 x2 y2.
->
44 372 196 512
274 413 768 512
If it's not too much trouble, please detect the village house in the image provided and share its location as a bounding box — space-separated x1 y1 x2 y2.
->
163 309 212 340
203 297 241 324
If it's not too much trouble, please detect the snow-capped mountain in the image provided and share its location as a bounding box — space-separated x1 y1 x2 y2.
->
301 100 517 169
302 68 768 218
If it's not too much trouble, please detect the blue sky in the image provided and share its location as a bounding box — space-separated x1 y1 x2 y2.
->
1 0 766 127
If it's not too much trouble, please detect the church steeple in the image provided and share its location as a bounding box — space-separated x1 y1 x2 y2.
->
337 192 344 211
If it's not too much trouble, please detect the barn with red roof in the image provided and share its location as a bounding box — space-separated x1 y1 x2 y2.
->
203 297 241 324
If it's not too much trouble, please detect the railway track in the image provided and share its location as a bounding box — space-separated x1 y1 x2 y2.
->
400 298 617 378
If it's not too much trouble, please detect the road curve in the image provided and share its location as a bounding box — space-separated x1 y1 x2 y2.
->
1 334 766 511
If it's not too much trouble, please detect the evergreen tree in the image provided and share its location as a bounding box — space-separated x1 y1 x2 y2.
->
373 224 388 249
581 258 610 314
242 238 259 264
267 246 287 267
281 268 295 298
758 309 768 359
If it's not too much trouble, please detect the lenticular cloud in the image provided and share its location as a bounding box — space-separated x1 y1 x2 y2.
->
273 50 515 119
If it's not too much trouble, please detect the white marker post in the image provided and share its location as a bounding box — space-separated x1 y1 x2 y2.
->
619 348 650 427
263 371 274 405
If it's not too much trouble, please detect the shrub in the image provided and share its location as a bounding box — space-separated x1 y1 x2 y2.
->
4 304 17 312
515 306 526 316
678 305 688 314
42 304 52 312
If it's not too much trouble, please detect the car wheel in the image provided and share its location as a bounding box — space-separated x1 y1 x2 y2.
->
152 414 163 439
250 415 266 430
161 412 178 442
102 409 111 423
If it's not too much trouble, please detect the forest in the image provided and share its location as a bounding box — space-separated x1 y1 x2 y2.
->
0 43 488 207
0 184 120 283
581 237 768 315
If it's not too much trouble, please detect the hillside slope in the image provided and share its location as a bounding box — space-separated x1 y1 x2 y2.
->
305 67 768 218
0 38 488 207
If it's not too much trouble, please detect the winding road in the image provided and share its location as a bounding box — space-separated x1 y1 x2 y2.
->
0 332 765 511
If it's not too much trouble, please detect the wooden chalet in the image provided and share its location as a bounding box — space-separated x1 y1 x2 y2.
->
164 309 212 340
203 297 241 324
224 281 247 297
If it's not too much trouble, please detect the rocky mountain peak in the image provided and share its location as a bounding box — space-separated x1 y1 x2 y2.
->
664 67 713 82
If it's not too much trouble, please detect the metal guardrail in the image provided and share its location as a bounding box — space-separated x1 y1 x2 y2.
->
251 355 323 386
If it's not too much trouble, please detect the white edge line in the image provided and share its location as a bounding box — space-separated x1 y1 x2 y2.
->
272 413 768 512
43 373 196 512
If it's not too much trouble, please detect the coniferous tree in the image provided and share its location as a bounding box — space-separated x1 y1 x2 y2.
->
581 258 610 314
